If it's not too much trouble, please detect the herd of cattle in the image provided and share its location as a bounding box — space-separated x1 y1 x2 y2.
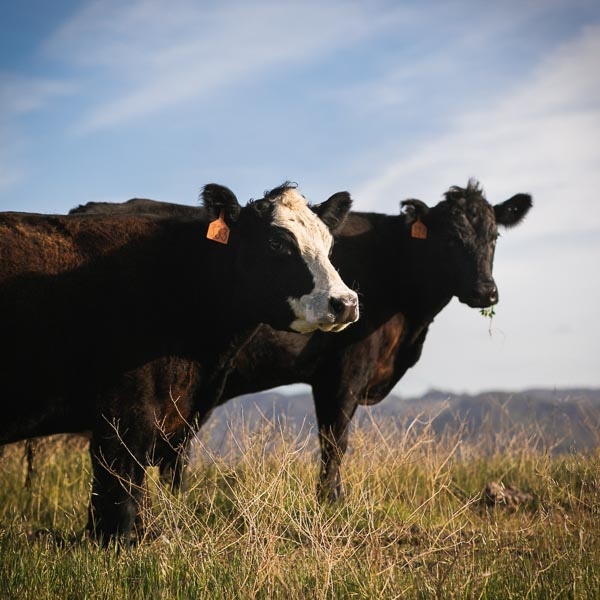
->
0 179 532 544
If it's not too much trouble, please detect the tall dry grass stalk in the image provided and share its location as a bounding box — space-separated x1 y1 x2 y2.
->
1 409 599 598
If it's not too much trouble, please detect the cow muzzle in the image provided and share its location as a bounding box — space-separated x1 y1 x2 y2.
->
459 280 499 308
288 290 359 333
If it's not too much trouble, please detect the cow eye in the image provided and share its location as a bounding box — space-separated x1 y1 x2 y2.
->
268 238 284 253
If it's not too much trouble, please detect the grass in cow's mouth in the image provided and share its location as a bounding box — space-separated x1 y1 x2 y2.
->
480 305 496 335
480 306 496 319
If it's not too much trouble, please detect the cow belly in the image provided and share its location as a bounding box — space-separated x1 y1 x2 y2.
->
0 394 92 443
362 314 407 405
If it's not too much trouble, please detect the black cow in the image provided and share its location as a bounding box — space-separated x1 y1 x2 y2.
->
68 180 532 502
0 183 358 542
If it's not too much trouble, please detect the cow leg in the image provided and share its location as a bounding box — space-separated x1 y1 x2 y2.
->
158 439 189 493
158 397 219 493
24 439 38 489
87 425 148 546
156 418 202 493
312 385 358 503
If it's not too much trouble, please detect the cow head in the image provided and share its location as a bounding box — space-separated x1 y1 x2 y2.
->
203 183 359 333
402 179 532 308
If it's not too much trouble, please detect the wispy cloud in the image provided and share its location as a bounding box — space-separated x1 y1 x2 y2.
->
43 0 407 133
0 74 76 116
354 24 600 237
0 73 76 193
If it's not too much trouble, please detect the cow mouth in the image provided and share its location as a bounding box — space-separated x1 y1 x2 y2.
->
317 321 353 333
459 293 499 309
287 293 359 334
288 317 355 334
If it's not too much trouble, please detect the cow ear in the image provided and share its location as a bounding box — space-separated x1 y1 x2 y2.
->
494 193 532 228
201 184 242 223
400 198 429 223
313 191 352 233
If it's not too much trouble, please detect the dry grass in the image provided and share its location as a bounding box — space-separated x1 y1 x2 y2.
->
1 413 599 599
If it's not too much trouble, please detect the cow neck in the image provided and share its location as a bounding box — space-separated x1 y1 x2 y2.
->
83 216 246 379
142 218 255 362
313 210 454 332
192 324 262 418
399 215 452 314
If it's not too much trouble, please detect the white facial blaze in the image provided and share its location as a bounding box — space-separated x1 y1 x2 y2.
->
271 188 359 333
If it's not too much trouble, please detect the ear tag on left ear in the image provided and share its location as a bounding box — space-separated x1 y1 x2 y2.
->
206 209 230 245
411 219 427 240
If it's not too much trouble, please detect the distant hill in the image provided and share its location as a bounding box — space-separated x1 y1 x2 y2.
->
198 388 600 456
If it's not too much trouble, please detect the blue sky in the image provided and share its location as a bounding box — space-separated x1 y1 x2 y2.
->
1 0 599 396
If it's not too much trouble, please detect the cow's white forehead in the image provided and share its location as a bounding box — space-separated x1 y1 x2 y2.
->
270 188 333 252
269 187 357 333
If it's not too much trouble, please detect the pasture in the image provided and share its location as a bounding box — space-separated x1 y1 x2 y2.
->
1 406 599 599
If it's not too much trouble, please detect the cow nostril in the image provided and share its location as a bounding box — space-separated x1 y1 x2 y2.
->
329 297 347 316
329 296 359 323
479 283 498 304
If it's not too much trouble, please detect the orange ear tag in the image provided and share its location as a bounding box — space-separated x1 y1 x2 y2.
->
411 219 427 240
206 209 230 245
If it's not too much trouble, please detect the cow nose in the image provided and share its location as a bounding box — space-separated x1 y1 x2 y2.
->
329 295 359 324
476 281 498 305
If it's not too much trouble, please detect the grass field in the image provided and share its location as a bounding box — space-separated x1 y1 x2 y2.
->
1 415 599 599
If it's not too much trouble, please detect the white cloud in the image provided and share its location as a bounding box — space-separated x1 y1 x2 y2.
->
43 0 408 133
0 73 76 116
0 74 77 194
354 24 600 238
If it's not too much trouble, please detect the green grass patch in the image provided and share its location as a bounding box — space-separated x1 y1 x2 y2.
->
1 419 600 599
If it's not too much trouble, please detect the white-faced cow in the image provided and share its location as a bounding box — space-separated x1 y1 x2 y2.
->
0 182 359 543
62 180 531 503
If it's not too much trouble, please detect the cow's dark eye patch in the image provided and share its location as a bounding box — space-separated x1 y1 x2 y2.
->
268 227 298 256
269 238 283 252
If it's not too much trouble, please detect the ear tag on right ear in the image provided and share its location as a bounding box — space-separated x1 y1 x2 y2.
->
411 219 427 240
206 209 230 245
